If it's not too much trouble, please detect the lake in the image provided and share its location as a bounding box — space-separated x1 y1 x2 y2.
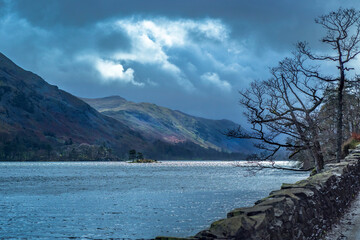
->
0 161 308 239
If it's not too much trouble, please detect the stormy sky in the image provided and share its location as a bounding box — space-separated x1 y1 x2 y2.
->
0 0 358 123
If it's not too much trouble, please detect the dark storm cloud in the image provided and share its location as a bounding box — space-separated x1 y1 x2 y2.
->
8 0 351 50
0 0 358 122
95 30 131 53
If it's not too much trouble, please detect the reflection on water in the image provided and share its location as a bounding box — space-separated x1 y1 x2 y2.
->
0 161 308 239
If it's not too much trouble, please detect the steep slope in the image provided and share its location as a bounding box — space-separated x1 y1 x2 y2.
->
0 53 147 160
83 96 253 154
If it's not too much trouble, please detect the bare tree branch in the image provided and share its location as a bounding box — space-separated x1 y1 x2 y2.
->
226 54 325 172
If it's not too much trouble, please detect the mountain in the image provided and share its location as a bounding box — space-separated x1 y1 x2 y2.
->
0 52 252 161
82 96 254 155
0 52 148 161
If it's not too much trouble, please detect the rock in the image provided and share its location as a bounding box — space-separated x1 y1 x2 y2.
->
155 145 360 240
208 216 251 238
227 205 273 218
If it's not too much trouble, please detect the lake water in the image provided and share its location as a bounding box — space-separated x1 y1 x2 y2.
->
0 161 308 239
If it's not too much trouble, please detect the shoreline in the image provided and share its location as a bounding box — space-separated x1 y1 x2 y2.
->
156 147 360 239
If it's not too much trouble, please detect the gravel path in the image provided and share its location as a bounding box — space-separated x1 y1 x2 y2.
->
323 191 360 240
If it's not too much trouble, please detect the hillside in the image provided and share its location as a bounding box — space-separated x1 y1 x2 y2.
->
0 52 251 161
0 52 148 160
83 96 254 155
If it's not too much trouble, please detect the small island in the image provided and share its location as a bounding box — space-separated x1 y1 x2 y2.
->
130 158 158 163
128 149 159 163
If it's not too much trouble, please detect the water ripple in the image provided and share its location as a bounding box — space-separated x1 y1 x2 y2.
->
0 161 308 239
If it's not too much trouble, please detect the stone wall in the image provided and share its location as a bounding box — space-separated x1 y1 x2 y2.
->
156 146 360 240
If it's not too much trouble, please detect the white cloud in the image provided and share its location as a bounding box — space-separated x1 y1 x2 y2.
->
95 58 143 86
201 72 231 91
116 18 228 49
108 17 230 91
75 17 243 92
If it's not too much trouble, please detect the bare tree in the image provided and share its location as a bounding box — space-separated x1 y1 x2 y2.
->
227 56 326 172
319 82 360 158
298 8 360 162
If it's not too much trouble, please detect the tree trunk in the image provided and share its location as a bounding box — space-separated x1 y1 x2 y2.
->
336 67 345 163
312 141 324 172
336 39 345 163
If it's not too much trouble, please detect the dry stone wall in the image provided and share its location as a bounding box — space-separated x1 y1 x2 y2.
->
156 145 360 240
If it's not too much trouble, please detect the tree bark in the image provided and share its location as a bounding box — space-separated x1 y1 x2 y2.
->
312 141 324 172
336 45 345 163
309 120 324 172
336 81 344 162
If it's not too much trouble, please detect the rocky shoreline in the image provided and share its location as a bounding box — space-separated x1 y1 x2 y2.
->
156 146 360 240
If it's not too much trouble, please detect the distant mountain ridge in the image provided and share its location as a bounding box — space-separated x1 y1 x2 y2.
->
83 96 254 154
0 52 251 160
